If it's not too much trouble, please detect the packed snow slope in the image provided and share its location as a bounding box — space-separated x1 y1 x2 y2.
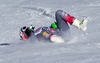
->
0 0 100 63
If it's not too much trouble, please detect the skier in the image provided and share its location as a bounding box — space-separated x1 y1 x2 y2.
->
19 10 87 43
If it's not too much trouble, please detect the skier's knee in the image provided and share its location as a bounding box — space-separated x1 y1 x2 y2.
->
55 10 63 16
55 10 66 18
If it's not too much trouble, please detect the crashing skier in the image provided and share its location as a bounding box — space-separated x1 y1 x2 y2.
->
19 10 88 43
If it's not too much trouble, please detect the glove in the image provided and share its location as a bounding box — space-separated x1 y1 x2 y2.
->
29 25 35 32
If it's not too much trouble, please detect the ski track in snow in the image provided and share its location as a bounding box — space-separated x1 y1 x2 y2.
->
0 0 100 63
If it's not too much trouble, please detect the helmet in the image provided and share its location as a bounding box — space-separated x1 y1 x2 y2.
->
51 22 57 29
28 25 35 32
21 26 27 32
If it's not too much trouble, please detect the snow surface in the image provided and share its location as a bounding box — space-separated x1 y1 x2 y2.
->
0 0 100 63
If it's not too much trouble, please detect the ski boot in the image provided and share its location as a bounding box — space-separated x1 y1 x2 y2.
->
72 18 88 31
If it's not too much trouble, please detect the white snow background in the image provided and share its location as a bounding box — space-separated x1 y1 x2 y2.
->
0 0 100 63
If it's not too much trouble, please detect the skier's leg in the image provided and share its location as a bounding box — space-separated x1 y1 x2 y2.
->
55 10 70 40
55 10 70 31
61 10 88 31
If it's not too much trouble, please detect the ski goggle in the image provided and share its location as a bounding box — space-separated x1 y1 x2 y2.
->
51 22 57 29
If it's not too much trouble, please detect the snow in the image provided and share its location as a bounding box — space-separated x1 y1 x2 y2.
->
0 0 100 63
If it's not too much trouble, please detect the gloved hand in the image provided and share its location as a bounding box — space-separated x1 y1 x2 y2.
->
28 25 35 32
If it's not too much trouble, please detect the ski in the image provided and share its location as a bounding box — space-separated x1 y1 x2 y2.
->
21 6 55 18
